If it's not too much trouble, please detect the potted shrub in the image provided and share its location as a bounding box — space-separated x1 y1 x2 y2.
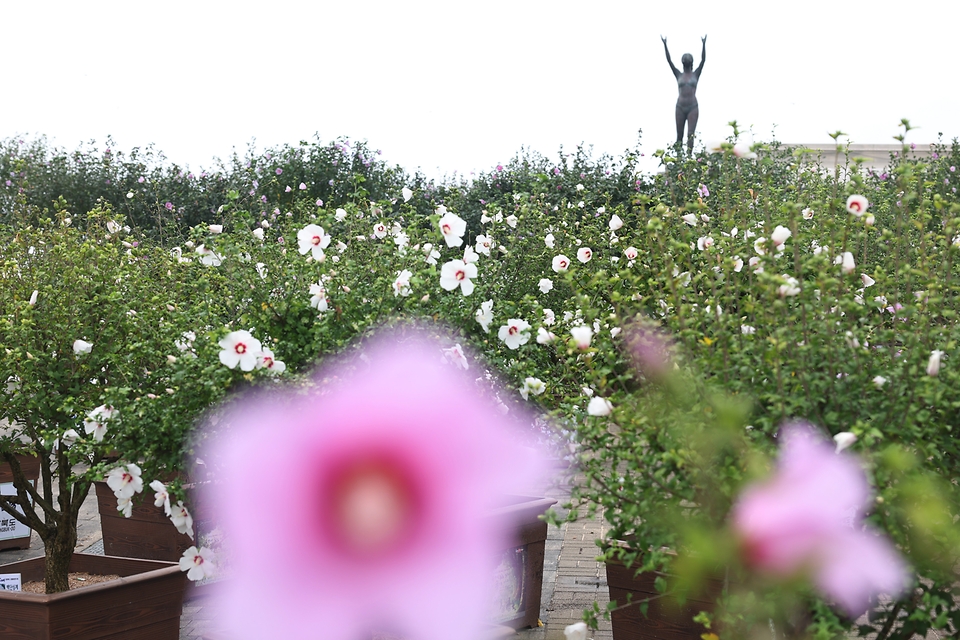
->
0 202 196 636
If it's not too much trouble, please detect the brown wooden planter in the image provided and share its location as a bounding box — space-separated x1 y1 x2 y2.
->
606 555 724 640
94 482 193 562
488 494 556 630
0 552 187 640
0 455 42 552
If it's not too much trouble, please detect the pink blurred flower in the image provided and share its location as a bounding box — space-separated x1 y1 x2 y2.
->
203 335 544 640
731 422 909 616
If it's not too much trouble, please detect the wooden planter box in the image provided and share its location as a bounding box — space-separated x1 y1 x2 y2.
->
0 455 42 552
94 482 193 562
606 555 724 640
489 494 556 630
0 553 187 640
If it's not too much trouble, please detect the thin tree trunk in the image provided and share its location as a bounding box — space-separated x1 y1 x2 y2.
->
41 518 77 594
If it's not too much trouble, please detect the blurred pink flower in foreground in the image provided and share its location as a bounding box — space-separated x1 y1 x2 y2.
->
205 333 545 640
732 422 909 616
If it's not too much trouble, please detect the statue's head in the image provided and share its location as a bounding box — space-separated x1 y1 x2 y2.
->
681 53 694 69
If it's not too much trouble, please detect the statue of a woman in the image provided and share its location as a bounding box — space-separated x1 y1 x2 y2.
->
661 35 706 153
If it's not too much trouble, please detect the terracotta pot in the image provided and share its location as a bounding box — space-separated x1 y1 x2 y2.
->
94 482 193 562
488 494 556 630
0 455 42 552
605 555 724 640
0 552 187 640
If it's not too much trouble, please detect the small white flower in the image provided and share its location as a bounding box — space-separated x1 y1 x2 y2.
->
442 344 469 370
257 348 286 374
543 308 556 326
552 254 571 272
149 480 172 516
59 429 80 449
392 269 413 297
587 396 613 417
309 282 329 312
754 237 768 255
438 209 467 247
697 236 714 251
520 377 546 400
218 330 263 371
544 233 556 249
861 274 876 288
195 244 222 266
927 349 944 377
475 234 493 256
106 220 122 233
463 245 479 264
373 222 389 239
624 246 638 261
536 327 557 344
106 463 143 501
733 256 744 272
73 339 93 355
208 224 223 234
833 432 857 454
179 546 215 581
564 622 589 640
170 501 195 539
570 326 592 349
802 208 814 220
402 187 413 202
28 290 38 306
297 224 332 261
770 225 791 249
252 228 264 240
575 183 584 192
538 278 553 294
335 208 348 222
609 214 623 231
475 300 494 333
841 251 856 275
778 275 801 297
576 247 592 263
741 324 756 335
505 214 518 228
865 213 876 226
846 194 869 217
440 259 478 296
681 213 698 226
872 375 887 388
498 319 531 350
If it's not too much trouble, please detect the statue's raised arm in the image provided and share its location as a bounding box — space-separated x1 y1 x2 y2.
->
661 36 680 79
695 35 707 78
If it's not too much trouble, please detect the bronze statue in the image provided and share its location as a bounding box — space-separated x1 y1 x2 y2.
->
661 35 706 153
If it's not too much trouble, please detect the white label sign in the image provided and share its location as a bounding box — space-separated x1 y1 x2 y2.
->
0 482 32 541
0 574 21 591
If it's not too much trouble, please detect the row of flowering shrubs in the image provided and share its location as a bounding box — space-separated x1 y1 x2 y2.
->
2 129 959 636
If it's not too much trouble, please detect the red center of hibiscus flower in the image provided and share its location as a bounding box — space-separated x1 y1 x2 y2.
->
509 326 518 335
325 459 419 557
455 269 465 281
235 343 247 354
311 235 322 245
441 224 451 234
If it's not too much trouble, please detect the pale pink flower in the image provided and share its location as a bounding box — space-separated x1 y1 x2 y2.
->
218 330 263 372
731 422 908 616
624 246 638 261
552 255 571 272
180 546 216 582
846 194 869 217
392 269 413 297
778 275 801 297
297 224 331 260
442 344 469 370
697 236 714 251
498 319 531 350
439 259 478 296
438 208 467 248
202 335 545 640
106 463 143 501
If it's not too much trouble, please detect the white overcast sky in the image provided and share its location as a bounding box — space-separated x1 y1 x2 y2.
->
2 0 958 179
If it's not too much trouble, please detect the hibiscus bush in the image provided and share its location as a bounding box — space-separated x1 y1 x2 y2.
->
2 125 958 635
